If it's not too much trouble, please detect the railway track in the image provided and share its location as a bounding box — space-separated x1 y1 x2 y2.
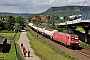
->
75 50 90 58
76 47 90 57
27 25 90 60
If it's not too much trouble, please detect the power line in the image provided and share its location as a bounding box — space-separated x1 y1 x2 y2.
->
80 0 87 14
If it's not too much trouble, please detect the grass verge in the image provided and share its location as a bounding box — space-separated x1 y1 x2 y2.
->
80 41 90 48
26 30 78 60
0 33 14 37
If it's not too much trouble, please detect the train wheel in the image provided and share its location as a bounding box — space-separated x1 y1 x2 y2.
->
66 45 69 48
61 43 64 46
51 38 53 41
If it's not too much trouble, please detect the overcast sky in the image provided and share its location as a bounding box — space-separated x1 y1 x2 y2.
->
0 0 90 13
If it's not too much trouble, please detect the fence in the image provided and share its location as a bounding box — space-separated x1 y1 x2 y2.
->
13 33 23 60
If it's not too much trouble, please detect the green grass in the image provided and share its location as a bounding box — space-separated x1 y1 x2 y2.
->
15 32 21 41
76 27 84 33
76 27 90 48
0 33 14 37
26 30 78 60
0 32 17 60
80 41 90 48
0 32 25 60
16 44 25 60
0 39 17 60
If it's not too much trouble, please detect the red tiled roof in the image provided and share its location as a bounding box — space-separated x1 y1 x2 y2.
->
40 16 47 21
31 16 37 20
4 18 8 21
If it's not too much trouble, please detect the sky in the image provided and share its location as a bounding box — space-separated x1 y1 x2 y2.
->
0 0 90 13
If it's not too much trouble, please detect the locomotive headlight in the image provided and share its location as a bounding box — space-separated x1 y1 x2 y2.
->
75 38 78 39
72 41 74 43
76 42 79 43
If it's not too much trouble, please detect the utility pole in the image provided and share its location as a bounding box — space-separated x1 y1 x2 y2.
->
27 11 28 16
66 7 68 33
80 0 87 15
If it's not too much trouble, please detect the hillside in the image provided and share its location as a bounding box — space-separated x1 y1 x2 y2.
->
40 6 90 16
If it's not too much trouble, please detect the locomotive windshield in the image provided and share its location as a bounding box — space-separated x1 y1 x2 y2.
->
71 36 78 40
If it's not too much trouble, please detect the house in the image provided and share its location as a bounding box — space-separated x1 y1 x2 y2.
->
31 16 37 21
0 16 3 20
40 16 47 22
4 18 8 21
0 38 7 53
0 16 8 22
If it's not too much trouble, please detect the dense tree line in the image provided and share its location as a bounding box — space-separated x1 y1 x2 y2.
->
0 16 25 33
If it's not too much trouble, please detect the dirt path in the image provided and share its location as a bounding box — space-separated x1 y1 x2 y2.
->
17 32 41 60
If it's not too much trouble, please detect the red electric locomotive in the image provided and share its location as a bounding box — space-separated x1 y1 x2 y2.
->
53 32 79 48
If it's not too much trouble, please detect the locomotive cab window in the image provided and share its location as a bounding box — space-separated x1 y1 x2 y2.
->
71 37 74 40
71 37 78 40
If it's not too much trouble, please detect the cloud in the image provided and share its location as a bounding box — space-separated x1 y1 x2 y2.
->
0 6 21 13
0 0 90 6
49 0 90 6
0 0 90 13
0 0 31 6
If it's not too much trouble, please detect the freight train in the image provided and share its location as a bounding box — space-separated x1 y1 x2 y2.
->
28 23 79 48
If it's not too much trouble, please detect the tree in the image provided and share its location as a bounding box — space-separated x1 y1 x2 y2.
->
3 22 8 30
7 16 15 30
64 16 71 21
28 16 33 22
0 20 4 30
14 23 20 33
54 15 59 20
15 16 25 30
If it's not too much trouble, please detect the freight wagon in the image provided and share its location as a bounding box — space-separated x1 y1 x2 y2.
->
43 28 58 39
37 26 45 35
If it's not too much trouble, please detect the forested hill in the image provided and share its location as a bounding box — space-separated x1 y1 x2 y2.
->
40 6 90 16
48 6 90 11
